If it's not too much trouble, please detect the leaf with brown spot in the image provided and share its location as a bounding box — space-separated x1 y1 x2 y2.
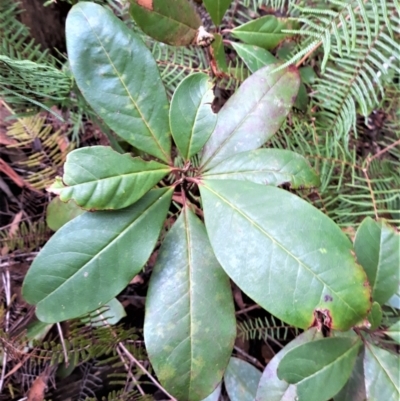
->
130 0 202 46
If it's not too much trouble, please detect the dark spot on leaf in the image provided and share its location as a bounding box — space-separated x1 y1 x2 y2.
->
311 308 333 331
324 294 333 302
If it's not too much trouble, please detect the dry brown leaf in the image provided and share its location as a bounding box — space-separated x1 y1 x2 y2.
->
26 376 47 401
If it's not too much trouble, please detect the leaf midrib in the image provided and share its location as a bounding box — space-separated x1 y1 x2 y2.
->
65 164 170 186
367 345 399 393
203 182 361 318
79 6 170 162
298 340 360 384
37 190 169 304
201 69 285 170
183 208 195 398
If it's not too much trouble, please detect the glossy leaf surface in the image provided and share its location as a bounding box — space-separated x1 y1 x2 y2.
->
384 320 400 344
364 344 400 401
200 64 300 170
199 179 370 330
204 149 320 189
224 357 261 401
57 146 170 210
277 337 361 401
66 2 171 162
46 197 84 231
256 328 322 401
232 42 276 72
170 73 216 160
354 217 400 305
144 208 236 401
23 188 172 323
203 0 231 25
231 16 297 50
130 0 201 46
334 352 366 401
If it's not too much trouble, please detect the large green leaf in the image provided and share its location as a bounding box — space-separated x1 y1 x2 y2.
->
256 328 322 401
354 217 400 305
200 64 300 171
231 42 277 73
46 197 84 231
144 207 236 401
364 343 400 401
334 352 366 401
22 188 173 323
66 2 171 163
231 16 298 50
170 73 216 160
384 320 400 344
54 146 170 210
204 149 320 189
129 0 201 46
203 0 231 25
224 357 262 401
199 179 370 330
277 337 362 401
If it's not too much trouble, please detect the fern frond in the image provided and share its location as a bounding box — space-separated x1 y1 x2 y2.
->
6 113 74 190
270 110 400 228
151 43 209 97
274 0 399 146
0 0 73 112
0 55 72 110
0 220 49 252
0 0 51 62
238 316 300 341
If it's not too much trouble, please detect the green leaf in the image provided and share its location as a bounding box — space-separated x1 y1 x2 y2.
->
199 179 370 330
144 207 236 401
170 73 216 160
354 217 400 305
211 34 229 73
366 301 383 330
384 320 400 344
294 82 308 112
203 0 231 26
256 328 323 401
231 16 298 50
129 0 201 46
231 42 277 73
66 2 171 162
299 66 316 85
364 344 400 401
56 146 170 210
334 351 366 401
22 187 173 323
46 197 84 231
277 337 362 401
203 149 320 189
200 63 300 171
224 357 261 401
